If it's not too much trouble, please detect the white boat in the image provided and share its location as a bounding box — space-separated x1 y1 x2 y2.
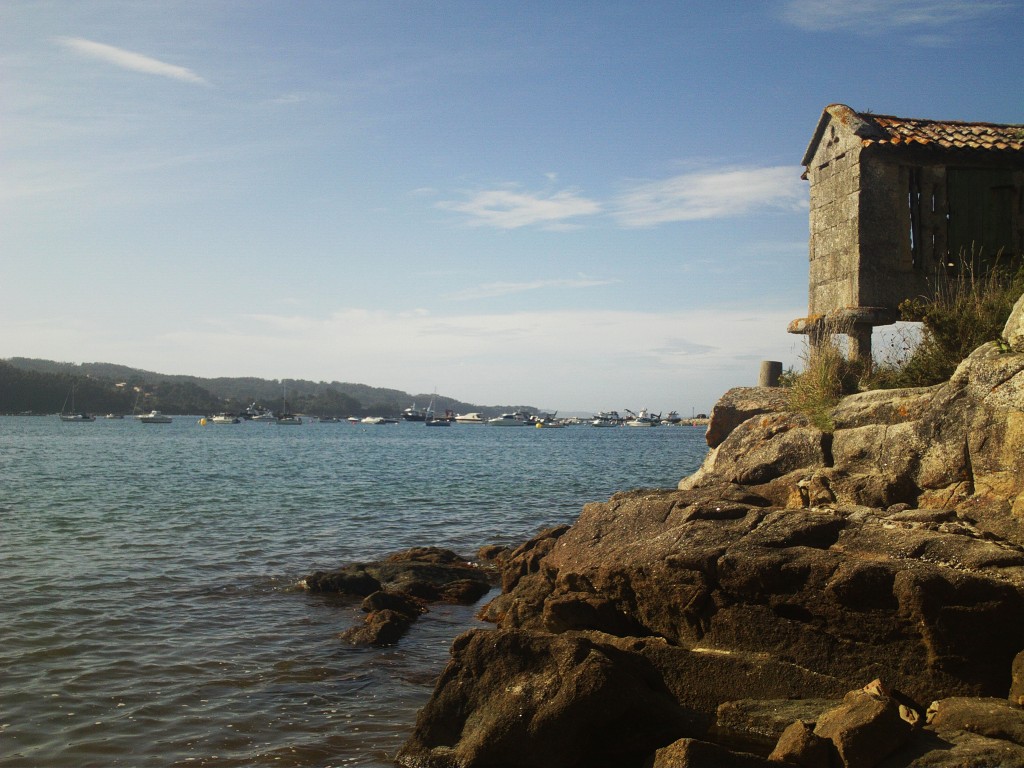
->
139 410 172 424
361 416 385 424
424 393 451 426
591 411 622 427
534 417 564 429
59 383 95 422
625 408 660 427
211 413 240 424
59 412 96 422
276 381 302 425
454 412 485 424
243 402 275 421
488 412 529 426
104 413 124 420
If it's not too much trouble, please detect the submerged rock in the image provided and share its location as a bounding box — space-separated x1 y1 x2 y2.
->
301 547 492 646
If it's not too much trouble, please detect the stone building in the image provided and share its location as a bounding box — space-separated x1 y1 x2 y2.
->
789 103 1024 360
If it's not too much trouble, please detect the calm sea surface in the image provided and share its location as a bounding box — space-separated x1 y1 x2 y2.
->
0 416 708 767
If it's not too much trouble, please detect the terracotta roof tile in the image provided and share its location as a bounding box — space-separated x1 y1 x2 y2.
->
863 113 1024 152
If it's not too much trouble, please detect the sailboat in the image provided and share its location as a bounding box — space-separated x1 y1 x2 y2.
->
424 391 450 426
59 383 96 422
276 380 302 425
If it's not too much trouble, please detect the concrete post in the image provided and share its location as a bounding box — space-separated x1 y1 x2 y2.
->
759 360 783 387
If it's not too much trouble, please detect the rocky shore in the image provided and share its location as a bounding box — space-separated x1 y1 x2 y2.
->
379 295 1024 767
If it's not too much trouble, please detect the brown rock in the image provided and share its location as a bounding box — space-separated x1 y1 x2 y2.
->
927 696 1024 745
812 680 919 768
340 608 415 646
704 386 792 449
768 720 831 767
396 629 692 768
650 737 774 767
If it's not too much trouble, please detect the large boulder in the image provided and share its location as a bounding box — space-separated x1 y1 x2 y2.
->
684 344 1024 547
397 629 694 768
486 489 1024 705
397 333 1024 767
703 386 792 448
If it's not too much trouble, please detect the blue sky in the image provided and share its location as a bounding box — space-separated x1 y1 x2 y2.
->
3 1 1022 414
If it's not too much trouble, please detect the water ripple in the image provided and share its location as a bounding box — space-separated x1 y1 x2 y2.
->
0 417 707 767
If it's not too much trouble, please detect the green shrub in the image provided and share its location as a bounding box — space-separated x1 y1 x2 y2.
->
870 250 1024 389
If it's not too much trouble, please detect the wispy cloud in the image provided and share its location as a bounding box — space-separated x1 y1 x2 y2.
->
779 0 1011 34
612 166 806 228
54 37 209 85
447 276 619 301
437 187 601 230
438 166 805 231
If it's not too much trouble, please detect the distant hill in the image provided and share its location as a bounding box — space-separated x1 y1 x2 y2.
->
0 357 538 418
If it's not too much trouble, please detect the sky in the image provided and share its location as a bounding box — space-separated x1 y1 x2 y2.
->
3 1 1022 415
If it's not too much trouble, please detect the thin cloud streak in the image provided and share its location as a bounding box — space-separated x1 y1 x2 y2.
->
439 166 806 230
447 276 619 301
779 0 1011 33
613 166 807 228
437 188 601 229
54 37 209 85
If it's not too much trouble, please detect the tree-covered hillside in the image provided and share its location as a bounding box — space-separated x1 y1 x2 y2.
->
0 358 535 418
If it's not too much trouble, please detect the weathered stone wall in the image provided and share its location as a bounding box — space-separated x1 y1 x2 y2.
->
801 107 1022 333
805 118 863 316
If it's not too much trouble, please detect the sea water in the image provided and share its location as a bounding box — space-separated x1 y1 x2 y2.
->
0 416 709 767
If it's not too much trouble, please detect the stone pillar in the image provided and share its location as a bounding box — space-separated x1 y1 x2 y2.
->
848 325 873 369
759 360 783 387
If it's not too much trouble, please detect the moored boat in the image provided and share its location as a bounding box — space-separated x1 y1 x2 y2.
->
59 383 95 422
59 412 96 422
401 404 426 422
211 413 240 424
625 408 660 427
454 412 485 424
139 410 172 424
591 411 622 427
488 412 530 426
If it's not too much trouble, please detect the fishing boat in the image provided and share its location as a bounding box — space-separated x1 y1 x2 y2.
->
591 411 622 427
624 408 660 427
401 404 426 422
243 402 275 421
